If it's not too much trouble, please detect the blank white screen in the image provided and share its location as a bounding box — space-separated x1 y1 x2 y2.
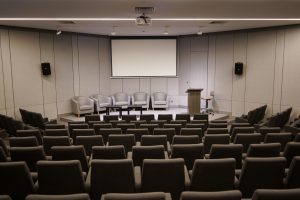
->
111 39 177 77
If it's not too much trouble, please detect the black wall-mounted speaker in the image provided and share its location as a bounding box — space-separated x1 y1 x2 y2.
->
41 63 51 76
234 62 243 75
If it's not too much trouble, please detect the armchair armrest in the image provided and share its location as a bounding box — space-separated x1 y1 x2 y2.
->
151 96 154 106
88 98 94 106
111 96 116 105
106 96 112 105
71 98 79 114
127 96 131 105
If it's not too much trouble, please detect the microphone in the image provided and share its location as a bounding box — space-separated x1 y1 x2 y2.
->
186 81 191 89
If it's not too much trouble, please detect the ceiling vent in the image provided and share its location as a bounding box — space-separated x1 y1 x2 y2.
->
134 7 155 15
209 21 227 24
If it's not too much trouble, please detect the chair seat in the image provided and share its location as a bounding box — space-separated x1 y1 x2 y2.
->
115 101 128 106
80 105 93 110
154 101 167 105
134 101 147 105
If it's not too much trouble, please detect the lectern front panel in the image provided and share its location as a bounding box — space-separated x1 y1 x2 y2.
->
186 89 202 115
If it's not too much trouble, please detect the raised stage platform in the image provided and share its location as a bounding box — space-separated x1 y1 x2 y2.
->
60 107 229 123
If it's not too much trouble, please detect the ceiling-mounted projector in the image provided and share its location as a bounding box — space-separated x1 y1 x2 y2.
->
135 13 152 26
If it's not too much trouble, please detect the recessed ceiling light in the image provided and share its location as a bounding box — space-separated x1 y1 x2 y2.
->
163 26 169 35
56 30 62 35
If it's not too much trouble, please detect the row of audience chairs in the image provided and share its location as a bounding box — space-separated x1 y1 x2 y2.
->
2 189 300 200
1 155 300 200
2 136 300 171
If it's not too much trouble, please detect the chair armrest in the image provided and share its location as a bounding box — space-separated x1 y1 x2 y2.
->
85 166 91 193
111 96 116 105
134 166 142 192
234 176 239 189
71 98 79 114
165 193 172 200
128 96 131 105
106 96 112 105
184 165 190 190
164 151 169 159
46 156 52 160
151 96 154 106
34 181 39 193
88 98 94 106
92 98 99 104
167 142 171 154
127 151 133 159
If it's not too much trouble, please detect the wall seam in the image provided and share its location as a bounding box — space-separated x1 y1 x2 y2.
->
271 31 278 114
205 36 209 97
231 34 235 114
74 34 79 96
0 30 8 115
213 35 217 95
7 29 16 117
38 32 46 116
98 38 101 94
279 29 286 112
243 32 249 113
51 33 58 116
51 33 58 118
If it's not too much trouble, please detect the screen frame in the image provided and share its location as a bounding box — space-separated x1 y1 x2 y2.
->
110 36 178 78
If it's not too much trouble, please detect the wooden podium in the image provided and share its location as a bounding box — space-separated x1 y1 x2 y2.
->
186 88 203 115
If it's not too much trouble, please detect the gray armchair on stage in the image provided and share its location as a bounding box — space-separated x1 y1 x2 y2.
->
151 92 169 110
132 92 150 109
112 92 130 108
90 94 112 113
71 96 94 117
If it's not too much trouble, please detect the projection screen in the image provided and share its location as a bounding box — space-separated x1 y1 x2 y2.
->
111 39 177 77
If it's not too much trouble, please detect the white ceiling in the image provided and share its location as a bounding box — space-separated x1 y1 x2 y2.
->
0 0 300 36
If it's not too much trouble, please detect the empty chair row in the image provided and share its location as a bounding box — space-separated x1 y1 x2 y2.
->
1 157 300 200
18 189 300 200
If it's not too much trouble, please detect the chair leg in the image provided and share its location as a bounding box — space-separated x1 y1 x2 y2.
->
78 114 80 118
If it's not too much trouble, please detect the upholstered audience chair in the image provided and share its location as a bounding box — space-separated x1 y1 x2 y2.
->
71 96 94 117
112 92 130 108
90 94 112 113
151 92 169 110
132 92 150 109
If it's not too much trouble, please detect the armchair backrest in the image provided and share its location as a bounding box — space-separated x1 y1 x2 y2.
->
134 92 148 101
92 94 111 104
113 92 129 102
74 96 91 105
